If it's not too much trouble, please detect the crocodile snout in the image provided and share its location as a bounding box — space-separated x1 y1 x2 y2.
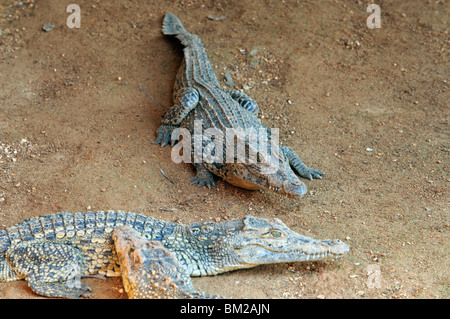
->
282 180 307 197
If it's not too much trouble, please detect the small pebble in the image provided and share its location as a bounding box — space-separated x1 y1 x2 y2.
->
207 15 227 21
224 71 234 88
42 23 55 32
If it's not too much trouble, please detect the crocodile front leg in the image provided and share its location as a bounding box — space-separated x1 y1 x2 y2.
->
188 135 219 188
280 145 325 180
153 87 199 147
226 89 259 117
190 163 217 188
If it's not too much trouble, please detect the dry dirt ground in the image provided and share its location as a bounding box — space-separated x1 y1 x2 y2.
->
0 0 448 299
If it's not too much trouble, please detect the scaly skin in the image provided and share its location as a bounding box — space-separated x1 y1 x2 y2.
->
113 226 222 299
154 13 324 197
0 211 349 298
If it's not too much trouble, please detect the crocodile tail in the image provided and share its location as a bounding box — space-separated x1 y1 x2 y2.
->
162 13 194 46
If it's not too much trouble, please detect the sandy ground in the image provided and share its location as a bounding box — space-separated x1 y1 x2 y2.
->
0 0 448 299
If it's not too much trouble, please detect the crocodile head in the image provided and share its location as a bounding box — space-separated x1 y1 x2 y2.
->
113 226 193 299
202 216 349 275
113 226 222 299
206 137 308 197
221 156 308 197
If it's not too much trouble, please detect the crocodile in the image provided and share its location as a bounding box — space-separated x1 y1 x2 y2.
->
153 13 324 197
0 210 349 298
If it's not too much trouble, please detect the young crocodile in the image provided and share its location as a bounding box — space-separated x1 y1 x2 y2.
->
0 210 349 298
154 13 324 197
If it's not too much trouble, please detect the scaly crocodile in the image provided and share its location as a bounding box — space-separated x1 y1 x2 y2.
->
153 13 324 197
0 210 349 298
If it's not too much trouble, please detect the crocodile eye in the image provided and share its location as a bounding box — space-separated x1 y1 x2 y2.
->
271 230 282 238
256 153 263 163
256 152 268 164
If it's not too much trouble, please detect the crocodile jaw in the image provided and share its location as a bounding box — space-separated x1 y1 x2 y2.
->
235 238 349 267
220 164 308 197
223 174 263 191
275 179 307 197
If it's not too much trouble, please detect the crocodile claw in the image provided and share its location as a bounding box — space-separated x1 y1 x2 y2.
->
65 281 93 299
190 176 217 189
301 168 325 180
78 285 93 299
153 125 178 147
293 166 325 180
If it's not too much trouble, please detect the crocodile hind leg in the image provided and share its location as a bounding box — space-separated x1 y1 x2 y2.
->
280 145 325 180
226 89 259 117
5 241 91 298
153 87 199 147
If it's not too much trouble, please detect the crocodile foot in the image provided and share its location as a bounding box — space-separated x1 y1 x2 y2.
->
45 281 91 298
190 165 217 188
190 175 217 188
280 145 325 180
153 124 178 147
294 166 325 180
27 279 92 299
